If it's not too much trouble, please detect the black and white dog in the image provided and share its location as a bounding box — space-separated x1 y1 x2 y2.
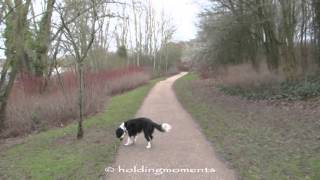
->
115 117 172 149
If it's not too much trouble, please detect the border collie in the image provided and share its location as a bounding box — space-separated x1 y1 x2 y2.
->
115 117 172 149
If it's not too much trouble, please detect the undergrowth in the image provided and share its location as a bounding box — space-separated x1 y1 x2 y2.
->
218 75 320 101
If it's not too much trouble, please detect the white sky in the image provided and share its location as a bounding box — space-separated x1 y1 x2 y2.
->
153 0 201 41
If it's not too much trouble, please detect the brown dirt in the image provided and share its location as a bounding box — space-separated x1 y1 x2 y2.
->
107 72 235 180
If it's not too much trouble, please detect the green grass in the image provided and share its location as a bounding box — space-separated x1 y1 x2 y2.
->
174 73 320 180
0 78 160 180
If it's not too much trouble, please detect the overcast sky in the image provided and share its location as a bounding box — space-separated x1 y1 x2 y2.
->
153 0 201 41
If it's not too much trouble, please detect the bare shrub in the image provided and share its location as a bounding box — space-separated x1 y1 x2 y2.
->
218 63 285 88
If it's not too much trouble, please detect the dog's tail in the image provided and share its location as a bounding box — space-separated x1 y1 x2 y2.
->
154 123 172 133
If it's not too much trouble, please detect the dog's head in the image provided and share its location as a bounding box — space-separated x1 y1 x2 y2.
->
115 122 126 141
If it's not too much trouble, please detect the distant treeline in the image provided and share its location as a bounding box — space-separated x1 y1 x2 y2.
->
196 0 320 80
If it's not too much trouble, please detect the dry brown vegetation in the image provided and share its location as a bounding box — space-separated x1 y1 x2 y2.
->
1 67 149 138
211 63 284 88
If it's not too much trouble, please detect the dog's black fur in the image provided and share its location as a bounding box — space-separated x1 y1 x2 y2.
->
115 117 171 147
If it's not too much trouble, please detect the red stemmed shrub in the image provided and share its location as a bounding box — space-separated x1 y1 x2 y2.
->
2 67 149 138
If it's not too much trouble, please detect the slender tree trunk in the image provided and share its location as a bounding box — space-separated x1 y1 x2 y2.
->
153 54 156 71
300 0 308 75
165 45 168 72
138 13 143 66
314 0 320 66
77 62 84 139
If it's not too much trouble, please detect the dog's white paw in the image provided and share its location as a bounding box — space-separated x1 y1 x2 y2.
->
124 142 133 146
124 138 134 146
146 142 152 149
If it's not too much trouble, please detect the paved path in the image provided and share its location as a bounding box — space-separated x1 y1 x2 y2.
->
107 72 236 180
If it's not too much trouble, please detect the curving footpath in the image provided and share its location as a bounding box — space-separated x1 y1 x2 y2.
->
106 72 236 180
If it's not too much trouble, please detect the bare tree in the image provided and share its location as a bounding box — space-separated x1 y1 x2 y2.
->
58 0 100 139
159 11 175 72
131 0 141 66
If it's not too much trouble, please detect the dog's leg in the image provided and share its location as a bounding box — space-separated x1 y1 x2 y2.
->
134 136 138 143
146 141 152 149
146 135 153 148
124 136 134 146
143 132 152 149
143 129 152 149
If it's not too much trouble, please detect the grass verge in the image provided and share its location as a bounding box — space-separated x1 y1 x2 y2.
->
0 78 160 180
174 73 320 180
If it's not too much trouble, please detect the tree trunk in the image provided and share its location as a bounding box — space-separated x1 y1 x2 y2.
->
77 62 84 139
256 0 280 72
0 0 31 132
314 0 320 66
279 0 298 80
165 45 169 72
0 66 18 131
282 41 298 81
35 0 55 78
